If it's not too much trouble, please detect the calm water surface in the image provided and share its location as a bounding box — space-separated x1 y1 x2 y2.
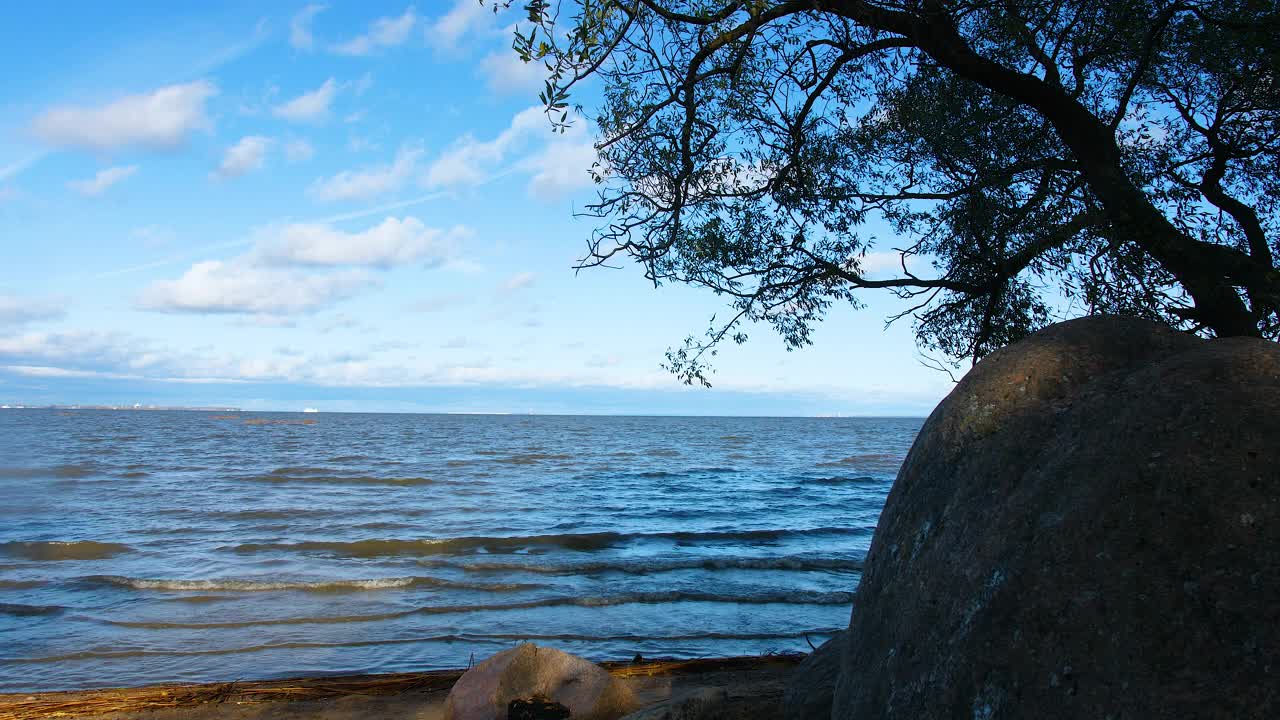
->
0 411 921 692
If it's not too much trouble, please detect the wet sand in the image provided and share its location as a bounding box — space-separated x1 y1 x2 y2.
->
0 655 802 720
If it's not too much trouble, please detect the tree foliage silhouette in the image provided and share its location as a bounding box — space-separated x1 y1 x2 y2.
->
503 0 1278 384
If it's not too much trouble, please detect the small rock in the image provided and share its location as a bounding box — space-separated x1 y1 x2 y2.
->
444 643 638 720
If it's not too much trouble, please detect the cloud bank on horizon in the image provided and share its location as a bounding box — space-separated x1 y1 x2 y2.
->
0 1 956 416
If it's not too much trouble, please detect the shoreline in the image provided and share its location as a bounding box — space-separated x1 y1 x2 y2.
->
0 654 803 720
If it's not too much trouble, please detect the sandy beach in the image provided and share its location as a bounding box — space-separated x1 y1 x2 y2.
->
0 655 801 720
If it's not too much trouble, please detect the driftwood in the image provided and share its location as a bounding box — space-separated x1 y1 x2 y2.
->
0 655 801 720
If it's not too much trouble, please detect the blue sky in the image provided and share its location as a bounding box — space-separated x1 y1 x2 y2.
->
0 1 959 416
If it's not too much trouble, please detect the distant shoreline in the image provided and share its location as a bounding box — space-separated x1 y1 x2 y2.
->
0 405 241 412
1 405 925 419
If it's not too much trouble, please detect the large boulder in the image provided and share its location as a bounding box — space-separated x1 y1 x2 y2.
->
445 643 638 720
782 632 844 720
832 316 1280 719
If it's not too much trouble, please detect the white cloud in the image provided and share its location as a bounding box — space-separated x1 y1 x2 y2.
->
426 0 494 49
4 345 664 391
256 217 469 268
138 214 472 315
273 78 339 123
67 165 138 196
31 82 216 152
522 137 598 199
424 105 596 198
0 330 312 384
0 325 952 403
424 106 545 188
290 4 327 50
857 249 928 278
309 142 422 201
0 330 146 370
479 51 544 94
498 271 537 293
139 259 373 314
285 138 315 162
0 294 65 326
334 7 417 55
213 136 272 179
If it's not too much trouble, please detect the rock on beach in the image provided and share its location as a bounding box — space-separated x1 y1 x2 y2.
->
823 316 1280 718
444 643 638 720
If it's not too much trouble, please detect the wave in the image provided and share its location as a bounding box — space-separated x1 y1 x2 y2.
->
418 555 864 575
350 521 418 531
0 602 63 617
0 540 132 561
630 467 739 479
10 628 842 663
268 466 334 475
815 453 903 469
0 464 95 479
0 579 46 589
104 590 856 629
157 507 343 522
570 467 742 480
226 527 867 558
155 595 240 604
240 474 440 486
804 476 879 485
81 575 543 593
492 452 574 464
200 508 342 521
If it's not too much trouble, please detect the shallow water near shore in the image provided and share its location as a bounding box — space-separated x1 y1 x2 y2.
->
0 410 920 693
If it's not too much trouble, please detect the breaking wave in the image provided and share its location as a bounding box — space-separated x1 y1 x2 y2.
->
80 575 543 593
417 555 864 575
11 628 842 663
104 590 857 629
804 475 879 485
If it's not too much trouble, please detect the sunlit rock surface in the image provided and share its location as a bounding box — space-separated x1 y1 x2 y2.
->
831 316 1279 719
444 643 637 720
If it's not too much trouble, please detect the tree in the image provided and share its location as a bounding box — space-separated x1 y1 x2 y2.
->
503 0 1279 384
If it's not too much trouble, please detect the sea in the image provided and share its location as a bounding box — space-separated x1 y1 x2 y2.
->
0 410 922 693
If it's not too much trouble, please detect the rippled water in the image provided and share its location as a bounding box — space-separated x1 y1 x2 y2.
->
0 410 921 693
